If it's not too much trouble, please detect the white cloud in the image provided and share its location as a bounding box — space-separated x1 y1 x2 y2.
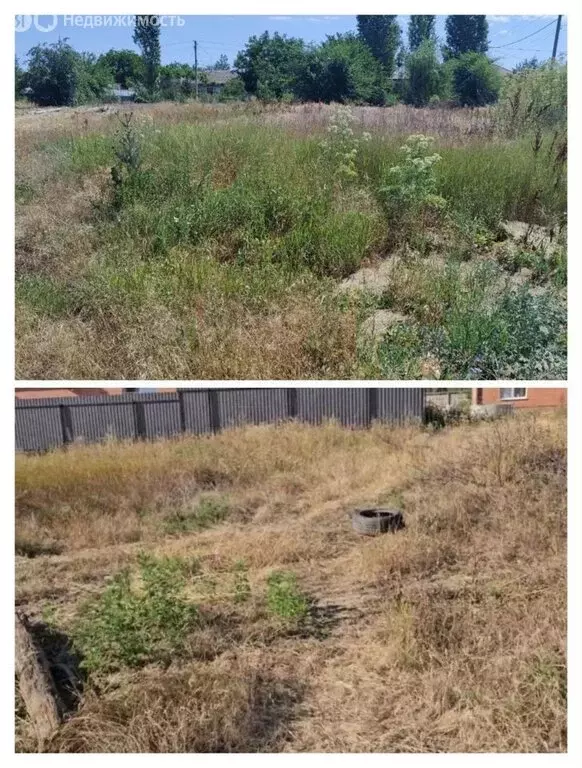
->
268 16 292 21
499 29 510 36
488 16 510 23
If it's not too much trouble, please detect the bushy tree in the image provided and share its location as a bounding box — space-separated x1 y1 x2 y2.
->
76 53 115 103
356 15 401 77
408 15 436 51
450 52 501 106
24 40 112 106
444 15 489 59
219 76 246 101
133 15 161 95
98 49 144 88
159 62 194 79
234 32 307 99
513 57 540 73
406 40 441 106
296 34 387 105
15 57 26 98
213 54 230 70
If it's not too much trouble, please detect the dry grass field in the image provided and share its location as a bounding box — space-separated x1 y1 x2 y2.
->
15 100 566 380
15 410 566 752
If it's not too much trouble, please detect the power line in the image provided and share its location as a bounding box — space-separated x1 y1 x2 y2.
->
490 17 556 48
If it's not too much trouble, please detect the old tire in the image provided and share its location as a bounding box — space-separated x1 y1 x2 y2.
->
351 508 404 536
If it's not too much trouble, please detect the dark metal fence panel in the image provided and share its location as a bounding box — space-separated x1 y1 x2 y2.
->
377 388 425 423
142 398 182 439
217 389 289 429
15 389 427 452
69 401 136 442
15 405 63 451
181 390 212 434
297 388 369 427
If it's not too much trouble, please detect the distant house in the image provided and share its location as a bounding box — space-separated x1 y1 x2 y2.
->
15 388 124 399
107 85 136 102
472 388 567 409
15 388 176 399
202 69 238 96
493 64 512 77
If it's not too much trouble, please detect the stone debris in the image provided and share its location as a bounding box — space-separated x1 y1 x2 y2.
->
359 310 407 340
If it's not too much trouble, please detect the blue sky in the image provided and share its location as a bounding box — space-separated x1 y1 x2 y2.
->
15 14 567 71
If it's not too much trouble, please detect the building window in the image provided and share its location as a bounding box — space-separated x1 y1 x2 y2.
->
499 388 527 400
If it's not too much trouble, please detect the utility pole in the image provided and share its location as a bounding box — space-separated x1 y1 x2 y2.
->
551 15 562 61
193 40 199 99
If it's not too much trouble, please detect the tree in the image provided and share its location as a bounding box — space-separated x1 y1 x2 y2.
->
15 57 25 98
450 52 501 106
159 62 194 79
356 15 401 77
214 54 230 70
98 49 144 88
406 40 441 106
219 76 246 101
23 40 112 106
296 33 387 105
133 15 161 95
444 16 489 58
513 57 540 73
234 32 307 99
408 15 436 51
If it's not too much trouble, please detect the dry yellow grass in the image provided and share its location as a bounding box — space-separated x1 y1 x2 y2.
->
15 412 566 752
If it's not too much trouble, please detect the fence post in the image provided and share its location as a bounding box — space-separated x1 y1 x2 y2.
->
133 399 147 440
287 388 298 420
368 388 378 427
208 390 221 433
178 391 186 433
59 404 74 445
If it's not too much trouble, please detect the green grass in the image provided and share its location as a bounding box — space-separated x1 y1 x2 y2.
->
15 110 567 379
266 571 310 623
72 553 200 674
375 260 566 379
163 496 231 535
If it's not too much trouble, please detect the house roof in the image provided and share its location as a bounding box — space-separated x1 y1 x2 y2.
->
204 69 237 85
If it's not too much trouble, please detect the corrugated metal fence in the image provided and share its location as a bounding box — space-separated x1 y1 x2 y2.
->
15 388 426 452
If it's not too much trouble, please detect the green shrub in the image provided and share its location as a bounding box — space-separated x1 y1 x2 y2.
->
405 40 441 107
319 105 371 185
266 571 309 622
450 53 502 107
378 134 445 241
73 553 199 674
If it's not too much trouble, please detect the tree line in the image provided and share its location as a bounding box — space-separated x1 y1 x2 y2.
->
15 15 542 108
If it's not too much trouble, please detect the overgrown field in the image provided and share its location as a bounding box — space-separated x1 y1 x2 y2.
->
15 412 566 752
15 101 566 379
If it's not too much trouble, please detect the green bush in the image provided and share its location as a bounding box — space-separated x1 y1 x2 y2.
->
450 53 502 107
378 134 445 241
219 76 246 101
405 40 441 107
73 553 199 674
266 571 309 622
23 40 113 106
